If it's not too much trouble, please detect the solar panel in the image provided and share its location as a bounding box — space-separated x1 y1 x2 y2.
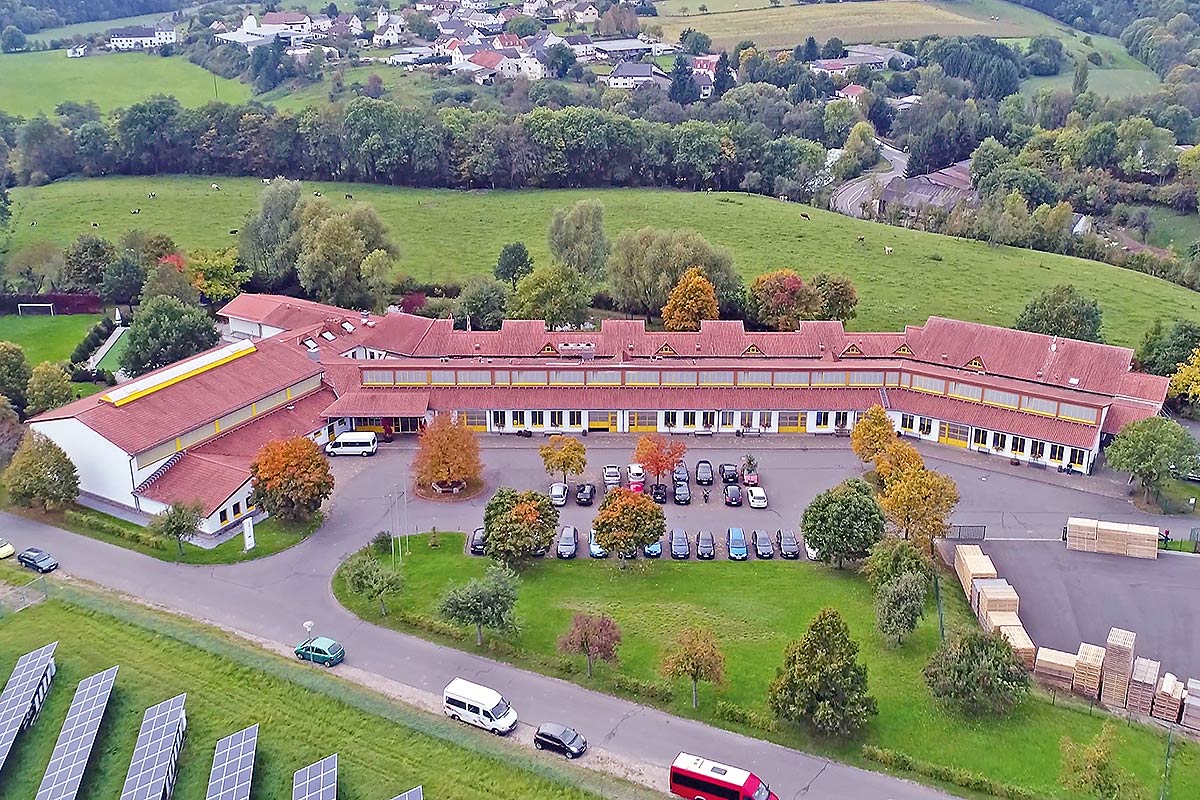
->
205 723 259 800
0 641 58 774
120 693 188 800
36 665 119 800
389 786 423 800
293 753 337 800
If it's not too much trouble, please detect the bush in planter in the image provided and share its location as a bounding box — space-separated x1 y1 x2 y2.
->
371 530 392 554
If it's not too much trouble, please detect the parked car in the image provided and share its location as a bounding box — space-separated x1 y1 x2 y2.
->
742 468 760 486
719 463 739 484
325 431 377 457
670 527 690 560
673 461 689 484
696 530 716 560
723 484 743 506
727 528 749 560
17 547 57 573
557 526 579 559
549 482 569 507
588 528 608 559
642 538 662 558
777 528 801 560
295 636 345 667
804 537 819 561
747 486 768 509
469 527 487 556
0 537 13 560
603 465 621 488
534 722 588 759
444 678 518 736
673 481 691 504
576 483 596 505
695 460 714 485
627 463 645 483
629 481 645 494
650 483 670 504
752 529 774 559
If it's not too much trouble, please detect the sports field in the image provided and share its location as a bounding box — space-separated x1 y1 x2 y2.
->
0 51 250 117
9 176 1200 346
0 314 101 365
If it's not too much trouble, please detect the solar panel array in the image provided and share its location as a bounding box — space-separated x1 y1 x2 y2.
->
293 753 338 800
205 723 259 800
120 693 188 800
0 641 58 773
389 786 424 800
36 665 119 800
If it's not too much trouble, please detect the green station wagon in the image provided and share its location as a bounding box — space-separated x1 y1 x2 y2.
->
295 636 345 667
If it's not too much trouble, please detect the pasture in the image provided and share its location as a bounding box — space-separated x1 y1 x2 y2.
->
0 51 251 118
7 175 1200 346
259 68 449 112
26 12 170 43
1014 29 1159 98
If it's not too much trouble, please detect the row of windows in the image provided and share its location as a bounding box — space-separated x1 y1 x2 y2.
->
899 414 1086 464
491 410 586 428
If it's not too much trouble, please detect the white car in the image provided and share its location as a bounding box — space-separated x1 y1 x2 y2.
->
603 465 621 487
804 538 819 561
626 463 645 483
747 486 768 509
549 483 569 506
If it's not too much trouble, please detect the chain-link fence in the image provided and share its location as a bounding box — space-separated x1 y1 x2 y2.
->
0 575 49 617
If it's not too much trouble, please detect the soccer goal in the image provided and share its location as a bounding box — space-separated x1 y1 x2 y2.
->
16 303 55 316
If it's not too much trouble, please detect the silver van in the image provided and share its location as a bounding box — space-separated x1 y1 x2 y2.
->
443 677 518 735
325 431 378 457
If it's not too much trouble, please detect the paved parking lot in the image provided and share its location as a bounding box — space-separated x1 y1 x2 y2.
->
982 540 1200 681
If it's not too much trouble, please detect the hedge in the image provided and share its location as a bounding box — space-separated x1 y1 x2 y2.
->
862 745 1044 800
714 701 779 733
63 509 167 550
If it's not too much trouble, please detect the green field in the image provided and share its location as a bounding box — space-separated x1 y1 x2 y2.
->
27 12 170 43
260 68 447 112
336 534 1199 800
9 176 1200 346
1138 204 1200 253
0 51 251 118
0 313 100 364
0 598 635 800
95 327 127 373
1014 29 1159 98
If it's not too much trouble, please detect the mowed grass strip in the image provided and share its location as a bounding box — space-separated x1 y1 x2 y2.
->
0 601 616 800
336 534 1200 799
0 313 101 364
0 51 251 117
10 176 1200 346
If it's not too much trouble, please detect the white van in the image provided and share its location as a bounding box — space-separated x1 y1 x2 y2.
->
442 678 518 735
325 431 378 457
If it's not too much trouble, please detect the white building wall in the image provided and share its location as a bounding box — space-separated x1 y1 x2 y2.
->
31 418 137 504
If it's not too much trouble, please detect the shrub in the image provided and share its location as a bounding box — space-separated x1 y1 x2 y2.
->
63 509 167 550
610 673 675 703
371 530 392 554
714 701 778 732
862 746 1039 800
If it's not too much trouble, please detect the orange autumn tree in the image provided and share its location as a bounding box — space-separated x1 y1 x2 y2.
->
250 436 334 521
633 432 687 485
662 266 719 331
413 414 483 487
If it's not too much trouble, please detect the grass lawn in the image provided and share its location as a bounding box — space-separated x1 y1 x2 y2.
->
1137 204 1200 254
95 327 128 373
1015 29 1159 98
26 12 171 43
0 51 251 117
0 313 100 364
10 176 1200 347
260 68 458 112
0 599 635 800
336 533 1200 799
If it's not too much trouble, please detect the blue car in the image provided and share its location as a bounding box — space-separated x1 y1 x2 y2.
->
642 539 662 558
589 529 608 558
727 527 749 561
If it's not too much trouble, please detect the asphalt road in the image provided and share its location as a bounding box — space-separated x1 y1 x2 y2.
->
7 440 1173 799
831 141 909 218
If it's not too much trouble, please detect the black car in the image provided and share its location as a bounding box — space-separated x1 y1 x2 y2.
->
17 547 58 574
576 483 596 505
752 529 774 559
672 462 689 484
557 526 578 559
723 484 743 506
469 527 487 556
673 481 691 504
642 539 662 558
696 530 716 560
670 527 690 559
695 460 714 485
650 483 670 504
534 722 588 759
777 528 801 560
719 463 739 484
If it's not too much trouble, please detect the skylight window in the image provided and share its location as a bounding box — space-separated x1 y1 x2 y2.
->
320 331 336 341
302 338 318 350
341 321 356 333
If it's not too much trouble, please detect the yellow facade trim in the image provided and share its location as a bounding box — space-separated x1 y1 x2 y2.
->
104 344 257 407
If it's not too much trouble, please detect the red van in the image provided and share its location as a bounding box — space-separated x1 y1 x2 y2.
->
669 752 778 800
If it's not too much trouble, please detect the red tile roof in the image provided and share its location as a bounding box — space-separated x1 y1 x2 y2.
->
219 294 377 331
1102 400 1161 435
839 84 867 96
321 390 430 418
469 50 506 70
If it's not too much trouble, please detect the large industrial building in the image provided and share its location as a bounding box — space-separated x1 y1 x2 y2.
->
30 293 1168 534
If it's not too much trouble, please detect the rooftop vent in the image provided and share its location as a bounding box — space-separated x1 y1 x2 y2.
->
302 338 318 350
286 404 295 411
474 343 480 350
365 320 376 328
1068 377 1080 386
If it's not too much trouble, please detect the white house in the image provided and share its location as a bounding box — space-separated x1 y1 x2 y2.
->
66 44 89 58
107 23 176 50
373 21 405 47
311 14 332 30
563 33 594 60
261 11 313 34
603 61 668 90
333 13 364 34
570 2 599 23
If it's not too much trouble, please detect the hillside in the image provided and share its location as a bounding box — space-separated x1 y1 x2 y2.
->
7 176 1199 346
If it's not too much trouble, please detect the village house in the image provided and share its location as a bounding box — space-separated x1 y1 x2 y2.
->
261 11 314 34
107 22 177 50
563 33 594 60
603 61 669 90
836 83 868 105
373 21 406 47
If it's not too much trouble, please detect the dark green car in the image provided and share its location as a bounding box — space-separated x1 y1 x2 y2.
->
295 636 345 667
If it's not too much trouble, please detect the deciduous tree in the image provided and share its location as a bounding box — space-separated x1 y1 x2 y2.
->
558 613 622 678
511 264 591 329
1014 284 1104 343
412 414 483 487
1060 724 1144 800
149 501 203 556
768 608 876 736
1138 319 1200 377
0 342 31 415
1106 416 1200 502
343 553 406 615
62 234 116 293
482 487 559 565
801 478 885 567
811 272 859 321
0 395 24 468
239 179 303 290
25 362 72 416
661 266 719 331
119 296 219 377
661 626 725 709
850 404 895 463
539 435 587 483
633 433 687 485
495 241 534 288
4 432 79 511
873 440 924 486
1170 346 1200 402
592 487 666 569
100 251 147 311
875 571 927 644
189 247 251 304
925 629 1029 715
141 254 200 306
862 537 931 590
548 199 610 280
748 269 820 330
607 228 740 320
250 436 334 522
439 562 520 646
456 277 510 331
881 468 960 552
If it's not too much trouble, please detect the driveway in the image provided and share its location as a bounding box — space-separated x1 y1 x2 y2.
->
831 140 908 218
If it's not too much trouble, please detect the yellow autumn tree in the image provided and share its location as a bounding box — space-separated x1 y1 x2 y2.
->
850 404 895 463
880 467 960 553
662 266 719 331
412 414 482 488
1169 347 1200 402
874 440 925 486
539 434 587 483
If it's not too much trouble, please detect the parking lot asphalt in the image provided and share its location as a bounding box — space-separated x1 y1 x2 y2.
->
981 540 1200 681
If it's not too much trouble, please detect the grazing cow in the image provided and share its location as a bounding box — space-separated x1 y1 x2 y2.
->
91 222 99 228
261 178 271 184
211 183 220 191
800 212 810 220
130 208 140 214
313 191 322 197
344 193 353 200
229 229 239 235
147 192 156 199
884 246 894 255
29 221 36 227
778 195 787 202
856 235 865 243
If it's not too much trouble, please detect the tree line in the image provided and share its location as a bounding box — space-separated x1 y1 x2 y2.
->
0 0 185 35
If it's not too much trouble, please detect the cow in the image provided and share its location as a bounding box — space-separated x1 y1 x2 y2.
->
29 221 36 227
130 208 140 214
229 229 239 235
261 178 271 184
884 246 894 255
91 222 99 228
344 193 353 200
800 212 810 220
313 191 323 197
856 235 865 243
147 192 156 199
211 183 221 191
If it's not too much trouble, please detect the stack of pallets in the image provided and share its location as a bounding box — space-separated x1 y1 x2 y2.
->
1128 658 1159 716
1000 625 1035 669
1182 680 1200 731
976 583 1019 628
1073 643 1106 700
982 609 1022 634
1034 647 1077 691
1096 521 1129 556
1153 673 1185 723
1124 524 1159 559
954 545 996 597
1065 517 1098 552
1101 628 1136 708
970 578 1009 616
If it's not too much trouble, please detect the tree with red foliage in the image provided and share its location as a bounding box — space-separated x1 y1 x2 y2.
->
412 413 483 488
633 433 687 486
558 613 622 678
748 269 820 330
250 436 334 521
